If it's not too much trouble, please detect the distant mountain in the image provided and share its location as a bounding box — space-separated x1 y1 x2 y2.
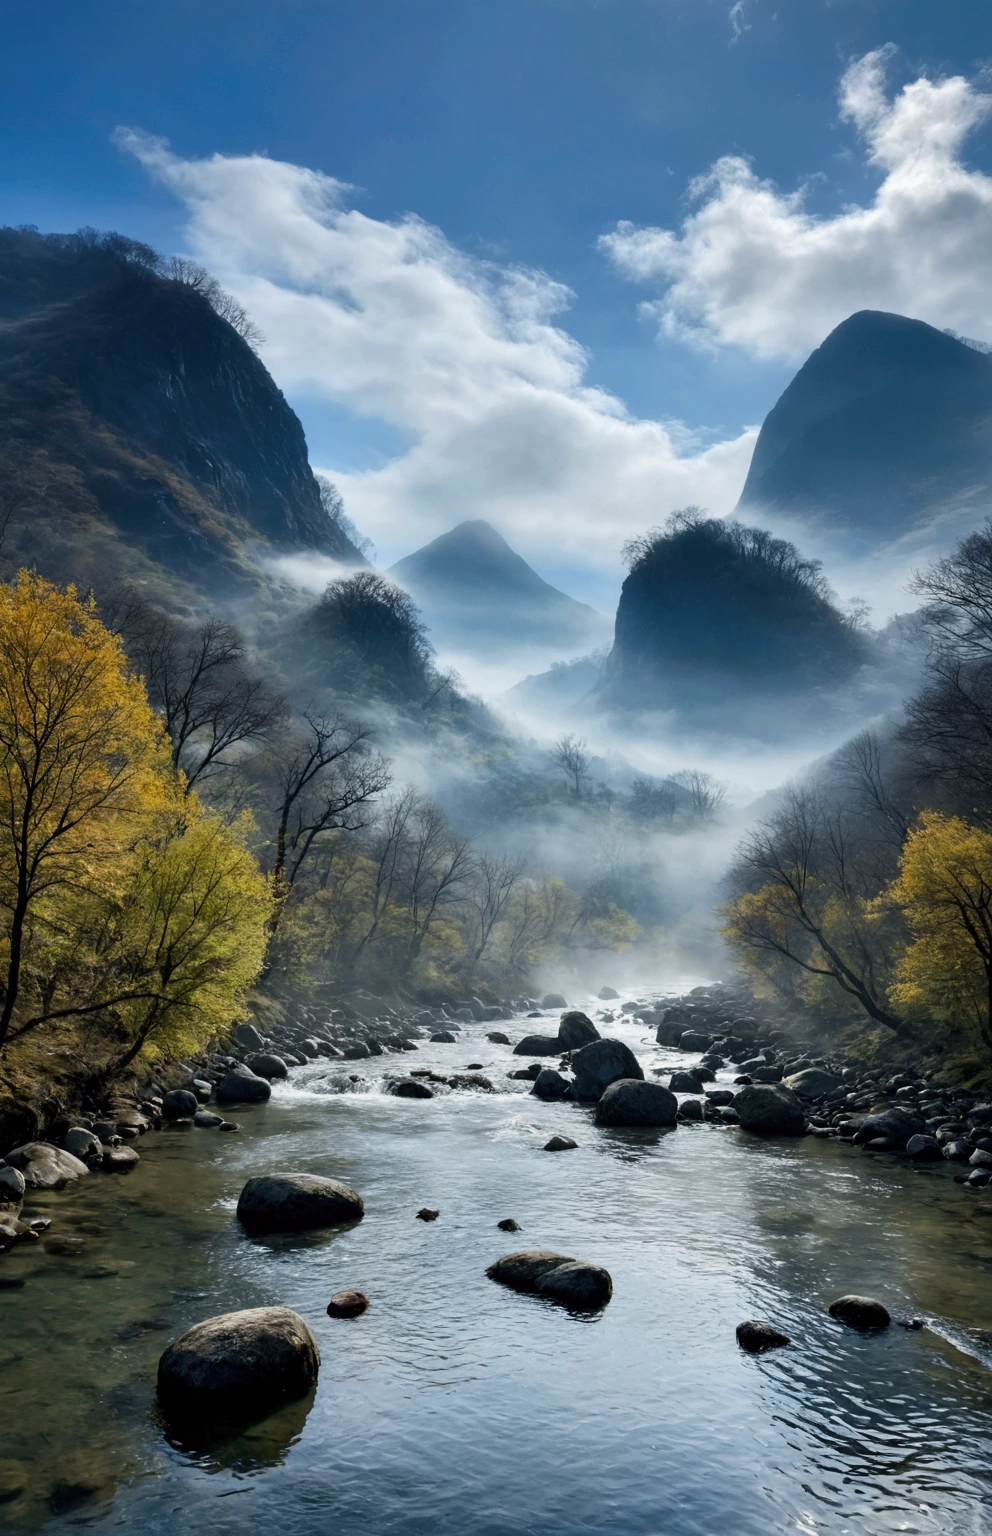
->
388 520 610 658
0 226 363 603
593 513 868 725
737 310 992 544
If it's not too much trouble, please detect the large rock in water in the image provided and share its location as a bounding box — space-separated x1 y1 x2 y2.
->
158 1306 319 1419
784 1067 841 1099
734 1083 805 1136
595 1079 677 1127
570 1038 643 1101
532 1068 570 1101
557 1011 600 1050
3 1142 89 1189
486 1250 612 1309
512 1034 562 1057
236 1173 364 1233
852 1106 925 1147
215 1065 272 1105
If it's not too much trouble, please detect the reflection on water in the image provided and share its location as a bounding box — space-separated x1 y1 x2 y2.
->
2 1000 992 1534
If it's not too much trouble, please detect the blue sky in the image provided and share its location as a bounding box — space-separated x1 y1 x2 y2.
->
4 1 992 602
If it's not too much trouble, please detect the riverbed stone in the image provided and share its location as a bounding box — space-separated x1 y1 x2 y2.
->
541 993 567 1009
63 1128 103 1163
3 1142 88 1189
853 1106 925 1148
486 1249 612 1309
237 1173 364 1233
0 1166 26 1203
828 1295 890 1330
390 1078 434 1099
430 1031 458 1043
102 1145 139 1172
512 1034 562 1057
784 1068 841 1099
162 1089 198 1120
905 1134 943 1161
158 1306 319 1419
669 1070 704 1094
327 1289 369 1317
598 986 619 1000
486 1031 511 1045
679 1030 712 1051
736 1319 790 1353
570 1038 643 1101
544 1134 577 1151
215 1066 272 1105
734 1083 805 1137
943 1138 972 1161
969 1148 992 1169
532 1068 570 1100
248 1054 289 1080
193 1111 224 1128
595 1079 677 1127
677 1097 703 1121
557 1011 600 1050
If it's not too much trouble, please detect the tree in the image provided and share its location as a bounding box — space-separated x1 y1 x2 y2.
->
314 573 434 696
671 768 727 821
167 255 265 349
627 776 676 824
883 811 992 1054
0 573 174 1052
550 734 589 798
466 851 525 962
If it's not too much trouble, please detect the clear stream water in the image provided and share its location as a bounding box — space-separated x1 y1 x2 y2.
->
3 995 992 1536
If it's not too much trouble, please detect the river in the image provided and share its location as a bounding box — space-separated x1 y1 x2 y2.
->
2 994 992 1535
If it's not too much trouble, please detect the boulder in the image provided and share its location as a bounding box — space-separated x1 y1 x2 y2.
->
906 1134 943 1161
679 1030 712 1051
327 1289 369 1318
185 1078 213 1102
677 1098 703 1121
942 1138 972 1161
0 1166 26 1203
669 1070 704 1094
541 993 567 1009
557 1011 600 1050
785 1067 842 1100
532 1068 570 1101
544 1134 577 1151
497 1218 521 1232
158 1306 319 1419
215 1066 272 1105
736 1320 790 1353
595 1079 677 1127
512 1034 562 1057
3 1142 88 1189
416 1207 440 1221
162 1089 199 1120
233 1023 265 1051
486 1249 612 1309
852 1107 925 1148
734 1083 805 1137
828 1295 890 1330
597 986 620 1000
570 1038 644 1102
487 1031 511 1045
237 1173 364 1233
342 1042 371 1060
430 1031 458 1043
63 1127 103 1163
103 1145 139 1172
193 1111 225 1128
248 1054 289 1080
969 1148 992 1169
390 1078 434 1099
705 1089 736 1107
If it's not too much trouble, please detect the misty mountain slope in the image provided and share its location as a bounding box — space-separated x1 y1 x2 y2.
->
388 520 611 657
0 226 363 598
736 310 992 544
592 514 871 731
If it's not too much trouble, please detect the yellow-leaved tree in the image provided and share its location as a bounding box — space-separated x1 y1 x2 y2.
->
883 810 992 1055
0 571 272 1073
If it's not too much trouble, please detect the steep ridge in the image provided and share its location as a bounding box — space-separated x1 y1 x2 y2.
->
737 310 992 543
388 520 609 656
0 226 362 598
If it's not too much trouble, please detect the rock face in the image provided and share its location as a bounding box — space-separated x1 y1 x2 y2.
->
236 1173 364 1233
595 1080 678 1127
852 1107 925 1147
570 1038 643 1102
3 1142 89 1189
486 1249 612 1309
532 1068 570 1101
736 1320 790 1353
512 1034 562 1057
784 1068 841 1099
734 1083 805 1137
158 1306 319 1419
828 1295 891 1330
215 1066 272 1105
557 1011 600 1050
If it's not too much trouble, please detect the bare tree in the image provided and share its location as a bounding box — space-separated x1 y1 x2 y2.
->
671 768 727 821
404 800 472 961
467 851 525 962
550 734 589 798
167 255 265 349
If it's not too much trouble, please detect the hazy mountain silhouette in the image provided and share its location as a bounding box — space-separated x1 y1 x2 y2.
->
388 520 610 656
737 310 992 544
0 226 363 602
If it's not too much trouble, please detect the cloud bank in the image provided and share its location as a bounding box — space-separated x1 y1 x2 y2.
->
116 127 754 581
602 47 992 361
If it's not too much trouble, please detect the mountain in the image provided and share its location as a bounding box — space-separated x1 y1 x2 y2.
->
736 310 992 544
0 226 363 601
593 513 868 725
388 520 610 658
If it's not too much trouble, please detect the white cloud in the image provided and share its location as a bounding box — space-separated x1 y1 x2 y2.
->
601 47 992 361
115 128 754 583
